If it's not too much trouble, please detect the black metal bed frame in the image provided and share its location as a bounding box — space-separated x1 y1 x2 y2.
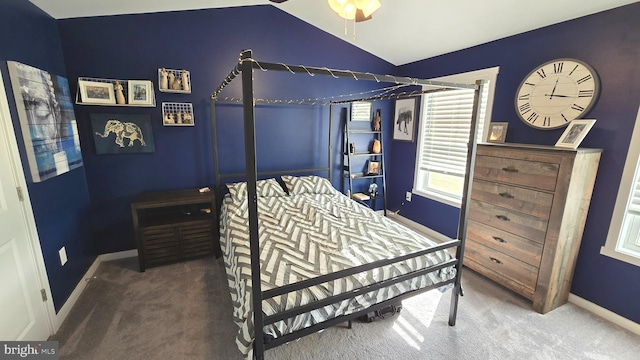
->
211 49 483 360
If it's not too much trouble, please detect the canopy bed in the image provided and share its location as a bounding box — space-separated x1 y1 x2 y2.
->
210 50 484 359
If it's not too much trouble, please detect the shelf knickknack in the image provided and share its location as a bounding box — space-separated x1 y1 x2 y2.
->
158 68 191 93
76 77 156 107
162 102 194 126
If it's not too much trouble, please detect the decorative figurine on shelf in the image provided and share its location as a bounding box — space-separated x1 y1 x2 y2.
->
171 78 182 91
164 112 175 125
181 69 190 92
372 139 381 154
175 112 182 124
160 68 168 90
114 80 126 105
183 112 192 124
368 183 378 197
372 109 381 131
168 71 176 89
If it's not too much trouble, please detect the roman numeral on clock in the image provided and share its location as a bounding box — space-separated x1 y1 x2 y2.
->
519 103 531 114
578 90 594 97
537 69 547 79
554 62 564 74
571 104 585 112
527 112 539 124
543 116 551 127
577 75 592 84
518 94 530 101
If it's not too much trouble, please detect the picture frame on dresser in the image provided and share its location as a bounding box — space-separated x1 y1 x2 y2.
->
555 119 596 149
487 122 508 143
78 80 115 104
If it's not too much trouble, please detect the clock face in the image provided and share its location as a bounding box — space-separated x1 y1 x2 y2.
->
515 58 599 130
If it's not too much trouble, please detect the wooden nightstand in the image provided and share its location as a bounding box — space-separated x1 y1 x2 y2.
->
131 188 219 272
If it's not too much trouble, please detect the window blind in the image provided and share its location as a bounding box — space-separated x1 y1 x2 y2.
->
627 160 640 215
418 85 488 177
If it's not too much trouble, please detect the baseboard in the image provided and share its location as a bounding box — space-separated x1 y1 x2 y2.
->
385 212 452 244
568 294 640 336
98 249 138 262
53 249 138 332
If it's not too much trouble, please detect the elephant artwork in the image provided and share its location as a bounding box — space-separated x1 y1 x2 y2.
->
91 114 155 154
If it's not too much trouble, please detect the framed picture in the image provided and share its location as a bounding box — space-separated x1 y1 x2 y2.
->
555 119 596 149
487 122 508 143
7 61 84 182
393 98 416 141
128 80 153 105
91 113 155 154
351 101 372 121
78 80 115 104
367 160 380 175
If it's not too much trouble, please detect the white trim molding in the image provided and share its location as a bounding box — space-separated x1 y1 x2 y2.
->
569 294 640 337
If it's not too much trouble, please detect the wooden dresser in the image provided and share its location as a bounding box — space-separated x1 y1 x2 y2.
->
131 189 219 272
465 143 601 313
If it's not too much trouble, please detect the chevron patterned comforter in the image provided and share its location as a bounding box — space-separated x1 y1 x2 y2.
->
220 188 456 358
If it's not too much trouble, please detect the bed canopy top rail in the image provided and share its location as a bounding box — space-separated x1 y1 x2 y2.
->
211 50 478 101
211 49 483 360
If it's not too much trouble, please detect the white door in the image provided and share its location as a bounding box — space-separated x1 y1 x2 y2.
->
0 70 51 340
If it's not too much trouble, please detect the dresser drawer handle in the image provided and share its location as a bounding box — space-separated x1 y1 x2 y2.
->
501 166 519 173
495 215 510 221
492 236 507 243
489 257 503 265
498 192 514 199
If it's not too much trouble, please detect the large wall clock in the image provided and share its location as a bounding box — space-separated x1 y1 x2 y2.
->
515 58 600 130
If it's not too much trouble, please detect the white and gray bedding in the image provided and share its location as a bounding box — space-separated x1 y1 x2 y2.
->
219 176 456 358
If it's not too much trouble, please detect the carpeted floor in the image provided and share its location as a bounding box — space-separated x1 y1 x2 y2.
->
50 256 640 360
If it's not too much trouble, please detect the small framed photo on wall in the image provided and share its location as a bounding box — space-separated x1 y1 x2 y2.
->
393 98 416 141
128 80 154 105
487 122 508 143
78 80 115 104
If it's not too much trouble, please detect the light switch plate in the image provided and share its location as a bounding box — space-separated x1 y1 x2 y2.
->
406 191 412 201
59 246 68 266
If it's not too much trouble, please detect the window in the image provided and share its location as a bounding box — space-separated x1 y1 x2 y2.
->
413 67 499 207
601 105 640 266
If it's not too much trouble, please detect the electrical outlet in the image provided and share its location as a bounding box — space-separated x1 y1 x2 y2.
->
59 246 68 266
405 191 412 202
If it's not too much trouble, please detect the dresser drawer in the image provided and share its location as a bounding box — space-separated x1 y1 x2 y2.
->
466 219 543 267
465 240 538 292
469 199 548 243
471 180 553 219
474 155 559 191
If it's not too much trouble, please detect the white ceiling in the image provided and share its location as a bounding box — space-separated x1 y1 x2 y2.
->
29 0 639 66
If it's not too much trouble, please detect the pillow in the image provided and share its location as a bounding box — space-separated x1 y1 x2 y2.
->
226 178 287 201
281 175 336 195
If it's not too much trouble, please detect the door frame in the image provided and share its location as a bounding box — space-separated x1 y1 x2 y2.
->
0 69 55 336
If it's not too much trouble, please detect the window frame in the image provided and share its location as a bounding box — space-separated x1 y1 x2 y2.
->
601 105 640 267
412 67 499 207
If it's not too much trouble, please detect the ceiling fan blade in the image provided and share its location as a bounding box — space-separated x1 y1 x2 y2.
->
355 9 372 22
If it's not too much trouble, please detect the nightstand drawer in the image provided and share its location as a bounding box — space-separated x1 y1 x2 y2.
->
471 180 553 219
466 219 543 267
465 240 538 291
469 199 548 243
474 155 559 191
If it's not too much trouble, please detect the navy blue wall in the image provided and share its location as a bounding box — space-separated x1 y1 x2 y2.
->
391 3 640 322
57 6 395 254
0 0 95 312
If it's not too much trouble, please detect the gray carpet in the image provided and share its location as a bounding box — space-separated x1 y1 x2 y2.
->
50 256 640 360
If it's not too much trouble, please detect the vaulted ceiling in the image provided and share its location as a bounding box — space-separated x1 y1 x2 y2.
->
29 0 639 65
